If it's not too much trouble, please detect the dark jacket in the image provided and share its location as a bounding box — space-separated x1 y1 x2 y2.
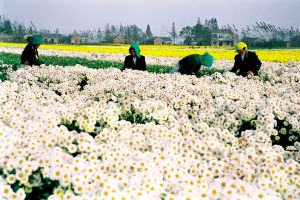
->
21 44 44 66
123 55 146 71
231 51 261 76
178 54 202 75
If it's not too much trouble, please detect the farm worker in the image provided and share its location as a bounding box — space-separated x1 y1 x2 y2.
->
170 52 213 76
230 42 261 76
123 43 146 71
21 34 44 66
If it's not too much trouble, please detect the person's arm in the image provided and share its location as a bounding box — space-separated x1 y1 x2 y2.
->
194 63 202 77
34 59 44 66
230 56 239 73
141 56 146 71
195 64 202 77
250 52 261 75
23 46 38 66
123 56 130 70
32 50 45 66
178 64 188 74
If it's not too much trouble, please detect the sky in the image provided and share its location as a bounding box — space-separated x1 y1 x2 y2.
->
1 0 300 36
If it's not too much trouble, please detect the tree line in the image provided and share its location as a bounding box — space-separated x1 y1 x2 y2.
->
0 15 299 47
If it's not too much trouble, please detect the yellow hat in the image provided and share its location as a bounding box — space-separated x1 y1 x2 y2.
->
236 42 247 51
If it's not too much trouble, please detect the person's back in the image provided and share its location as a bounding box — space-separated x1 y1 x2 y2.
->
170 52 213 76
21 44 38 65
178 54 202 75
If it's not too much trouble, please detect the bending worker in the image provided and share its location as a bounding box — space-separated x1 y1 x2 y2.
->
21 34 44 66
123 43 146 71
230 42 261 76
170 52 213 76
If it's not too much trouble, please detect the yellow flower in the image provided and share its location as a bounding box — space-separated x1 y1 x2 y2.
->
1 42 299 63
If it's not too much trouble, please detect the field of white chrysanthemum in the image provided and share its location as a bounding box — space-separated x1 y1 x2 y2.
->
0 57 299 200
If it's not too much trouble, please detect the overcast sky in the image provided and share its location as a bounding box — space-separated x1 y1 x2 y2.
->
1 0 299 35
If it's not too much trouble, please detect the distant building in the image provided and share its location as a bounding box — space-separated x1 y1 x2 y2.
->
114 36 125 44
71 36 81 44
0 33 14 42
211 30 237 47
113 36 134 44
42 33 63 44
241 37 260 48
146 37 173 45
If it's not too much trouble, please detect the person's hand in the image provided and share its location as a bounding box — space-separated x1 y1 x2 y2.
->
246 71 254 76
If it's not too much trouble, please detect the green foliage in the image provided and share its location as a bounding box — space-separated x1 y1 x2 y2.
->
2 19 13 35
241 21 300 47
1 52 20 65
179 18 216 46
24 176 60 200
0 167 60 200
197 68 225 77
236 120 256 137
146 24 153 40
0 52 175 75
271 118 299 149
119 105 159 125
0 53 20 81
58 119 109 139
58 120 82 133
179 26 193 45
243 37 287 48
0 66 10 81
39 55 123 69
170 22 178 44
234 116 299 149
192 22 212 46
147 65 173 74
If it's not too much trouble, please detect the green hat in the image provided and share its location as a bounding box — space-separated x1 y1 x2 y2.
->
27 35 42 45
200 52 213 67
129 43 141 58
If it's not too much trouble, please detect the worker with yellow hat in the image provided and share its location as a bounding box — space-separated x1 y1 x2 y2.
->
230 42 261 77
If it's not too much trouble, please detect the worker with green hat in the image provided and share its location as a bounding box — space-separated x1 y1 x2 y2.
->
123 43 146 71
170 52 214 76
230 42 261 76
21 35 44 66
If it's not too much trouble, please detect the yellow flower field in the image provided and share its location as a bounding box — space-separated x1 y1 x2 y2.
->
1 42 299 63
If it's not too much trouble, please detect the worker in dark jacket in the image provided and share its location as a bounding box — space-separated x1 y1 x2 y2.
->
231 42 261 76
123 43 146 71
170 52 213 76
21 35 44 66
